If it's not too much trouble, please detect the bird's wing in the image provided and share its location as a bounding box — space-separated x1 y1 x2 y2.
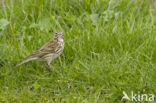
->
16 39 60 67
25 39 60 59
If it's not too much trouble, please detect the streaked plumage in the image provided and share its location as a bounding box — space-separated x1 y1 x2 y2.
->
16 30 64 70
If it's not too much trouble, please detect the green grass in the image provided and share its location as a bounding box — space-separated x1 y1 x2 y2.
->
0 0 156 102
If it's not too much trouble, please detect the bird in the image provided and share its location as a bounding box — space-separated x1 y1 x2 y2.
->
16 30 64 72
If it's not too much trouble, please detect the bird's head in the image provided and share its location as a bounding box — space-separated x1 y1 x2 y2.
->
54 30 64 39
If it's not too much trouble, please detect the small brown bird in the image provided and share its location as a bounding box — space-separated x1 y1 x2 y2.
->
16 30 64 71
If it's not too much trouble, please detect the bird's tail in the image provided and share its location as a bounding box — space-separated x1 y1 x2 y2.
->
16 58 37 67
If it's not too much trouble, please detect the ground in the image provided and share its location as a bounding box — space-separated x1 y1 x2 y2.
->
0 0 156 103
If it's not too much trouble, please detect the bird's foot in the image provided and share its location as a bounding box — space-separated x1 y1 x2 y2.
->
46 64 58 73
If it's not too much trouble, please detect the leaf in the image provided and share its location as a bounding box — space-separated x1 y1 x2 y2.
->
38 18 51 31
34 82 40 89
0 19 9 30
63 17 73 22
90 14 99 25
29 23 38 28
108 0 119 10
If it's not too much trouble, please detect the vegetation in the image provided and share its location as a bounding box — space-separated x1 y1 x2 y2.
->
0 0 155 102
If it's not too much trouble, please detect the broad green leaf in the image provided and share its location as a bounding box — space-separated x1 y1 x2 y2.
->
0 19 9 30
38 18 51 31
34 82 40 89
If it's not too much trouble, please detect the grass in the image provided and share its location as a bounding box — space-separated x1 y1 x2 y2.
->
0 0 156 102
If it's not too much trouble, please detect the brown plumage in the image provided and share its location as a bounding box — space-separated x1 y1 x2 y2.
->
16 30 64 70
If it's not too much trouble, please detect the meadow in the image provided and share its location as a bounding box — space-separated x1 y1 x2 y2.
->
0 0 156 102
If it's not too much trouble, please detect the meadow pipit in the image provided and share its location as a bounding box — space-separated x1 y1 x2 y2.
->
16 30 64 71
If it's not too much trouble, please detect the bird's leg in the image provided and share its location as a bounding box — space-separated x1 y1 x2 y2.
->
43 62 49 70
47 62 58 73
59 57 63 66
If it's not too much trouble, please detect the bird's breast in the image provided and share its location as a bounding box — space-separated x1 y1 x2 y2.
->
56 39 64 55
